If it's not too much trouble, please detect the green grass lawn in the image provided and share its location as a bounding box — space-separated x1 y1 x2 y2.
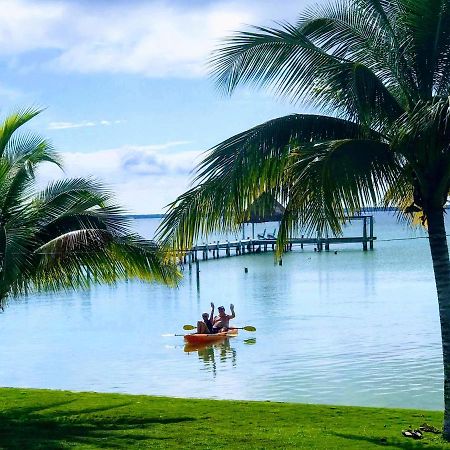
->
0 387 449 449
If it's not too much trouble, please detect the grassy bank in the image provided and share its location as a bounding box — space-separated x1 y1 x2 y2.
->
0 388 448 449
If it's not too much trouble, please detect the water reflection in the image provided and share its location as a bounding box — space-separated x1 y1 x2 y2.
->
184 339 237 376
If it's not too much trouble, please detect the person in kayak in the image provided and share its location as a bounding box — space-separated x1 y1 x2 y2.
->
197 302 215 334
212 304 235 332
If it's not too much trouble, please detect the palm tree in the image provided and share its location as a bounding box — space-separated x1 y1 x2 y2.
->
0 108 179 310
158 0 450 438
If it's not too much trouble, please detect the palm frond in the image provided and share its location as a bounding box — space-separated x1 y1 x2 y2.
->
309 60 404 129
0 224 37 299
209 22 329 97
392 99 450 162
0 128 62 219
354 0 398 33
30 230 179 290
397 0 450 98
298 1 390 73
157 182 246 252
275 138 401 254
298 0 415 110
0 111 180 303
5 133 61 168
195 113 377 183
158 114 379 250
209 22 404 128
0 108 44 157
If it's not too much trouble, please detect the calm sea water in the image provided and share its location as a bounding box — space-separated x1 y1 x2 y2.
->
0 212 446 410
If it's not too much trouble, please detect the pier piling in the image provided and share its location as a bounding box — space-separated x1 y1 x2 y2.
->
363 217 368 251
195 259 200 286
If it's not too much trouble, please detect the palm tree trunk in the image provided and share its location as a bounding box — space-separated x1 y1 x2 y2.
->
427 208 450 439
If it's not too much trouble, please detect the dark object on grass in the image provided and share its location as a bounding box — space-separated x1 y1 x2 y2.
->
402 429 423 439
419 423 441 434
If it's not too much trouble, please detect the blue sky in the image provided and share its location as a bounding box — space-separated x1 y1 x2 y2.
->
2 0 318 213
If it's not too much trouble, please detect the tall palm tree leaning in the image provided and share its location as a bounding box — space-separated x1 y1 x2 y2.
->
157 0 450 438
0 108 179 310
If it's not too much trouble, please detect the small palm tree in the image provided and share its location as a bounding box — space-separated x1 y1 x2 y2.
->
158 0 450 438
0 108 178 309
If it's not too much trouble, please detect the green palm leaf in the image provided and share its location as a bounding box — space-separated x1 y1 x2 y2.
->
209 22 404 128
399 0 450 97
0 110 179 307
276 139 400 250
158 114 379 250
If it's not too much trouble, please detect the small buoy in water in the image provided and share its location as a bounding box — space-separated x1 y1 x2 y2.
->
244 267 248 273
334 251 338 255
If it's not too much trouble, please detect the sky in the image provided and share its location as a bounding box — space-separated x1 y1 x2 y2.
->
1 0 320 213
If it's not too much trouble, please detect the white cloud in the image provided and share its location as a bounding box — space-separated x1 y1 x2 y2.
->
0 0 66 54
37 141 201 213
0 0 306 78
48 121 96 130
48 119 125 130
51 2 254 77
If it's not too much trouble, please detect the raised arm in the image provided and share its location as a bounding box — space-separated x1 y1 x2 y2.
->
229 303 235 319
209 302 215 322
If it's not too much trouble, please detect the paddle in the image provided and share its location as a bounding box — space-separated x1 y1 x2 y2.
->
183 324 256 332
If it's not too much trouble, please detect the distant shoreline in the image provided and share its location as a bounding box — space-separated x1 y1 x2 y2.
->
126 206 450 219
126 214 166 219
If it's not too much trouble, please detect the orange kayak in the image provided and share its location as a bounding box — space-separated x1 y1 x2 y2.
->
184 329 238 345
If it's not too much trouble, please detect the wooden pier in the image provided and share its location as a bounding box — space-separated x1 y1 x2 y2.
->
180 215 375 266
